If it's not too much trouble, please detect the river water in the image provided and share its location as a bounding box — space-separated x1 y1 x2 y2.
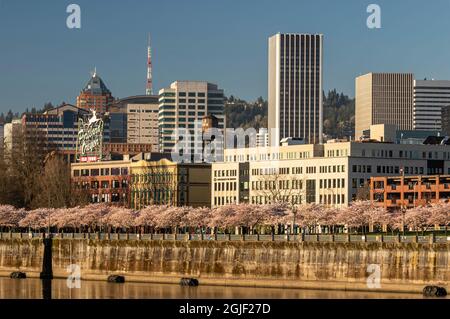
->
0 278 439 299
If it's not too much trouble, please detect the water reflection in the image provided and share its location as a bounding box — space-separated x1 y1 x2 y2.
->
0 278 440 299
41 279 52 300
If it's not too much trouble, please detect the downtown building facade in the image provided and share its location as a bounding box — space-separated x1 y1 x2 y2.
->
21 104 90 162
158 81 225 154
413 79 450 132
355 73 414 140
211 141 450 208
71 153 211 209
130 158 211 210
268 33 323 146
108 95 160 152
371 174 450 209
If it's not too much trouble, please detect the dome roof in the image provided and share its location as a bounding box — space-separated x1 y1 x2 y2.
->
81 71 111 95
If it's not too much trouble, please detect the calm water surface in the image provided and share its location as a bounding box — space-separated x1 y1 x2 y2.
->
0 278 440 299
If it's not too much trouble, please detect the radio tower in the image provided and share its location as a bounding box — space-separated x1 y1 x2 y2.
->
146 34 153 95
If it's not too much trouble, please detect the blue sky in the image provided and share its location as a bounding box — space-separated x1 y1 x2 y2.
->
1 0 450 113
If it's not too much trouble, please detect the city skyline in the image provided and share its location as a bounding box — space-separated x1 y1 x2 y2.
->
1 0 450 113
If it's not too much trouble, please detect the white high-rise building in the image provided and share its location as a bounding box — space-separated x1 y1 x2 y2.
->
413 79 450 131
159 81 224 155
268 33 323 146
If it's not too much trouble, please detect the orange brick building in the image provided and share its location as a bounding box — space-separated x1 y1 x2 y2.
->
371 175 450 209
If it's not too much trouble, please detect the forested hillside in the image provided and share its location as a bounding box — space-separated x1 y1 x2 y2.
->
224 90 355 139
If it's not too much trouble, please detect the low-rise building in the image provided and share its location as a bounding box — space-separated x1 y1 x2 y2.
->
130 158 211 209
211 141 450 208
71 156 132 205
371 175 450 209
71 153 212 209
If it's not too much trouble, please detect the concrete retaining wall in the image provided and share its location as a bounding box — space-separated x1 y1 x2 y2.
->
0 239 448 293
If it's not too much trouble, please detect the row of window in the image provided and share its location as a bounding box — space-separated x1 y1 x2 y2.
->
319 178 345 189
361 149 450 160
320 165 346 173
224 151 312 163
352 165 372 173
251 179 302 191
91 193 126 203
214 182 237 192
178 92 206 97
251 195 302 205
75 180 127 189
178 99 205 104
73 167 128 177
214 169 237 177
326 149 349 157
214 196 237 206
319 194 345 205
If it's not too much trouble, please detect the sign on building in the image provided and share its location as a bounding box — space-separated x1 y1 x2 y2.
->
76 109 104 162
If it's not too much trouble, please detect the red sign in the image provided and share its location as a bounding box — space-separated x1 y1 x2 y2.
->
80 156 99 162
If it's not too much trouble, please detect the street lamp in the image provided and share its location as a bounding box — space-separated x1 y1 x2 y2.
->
291 205 298 235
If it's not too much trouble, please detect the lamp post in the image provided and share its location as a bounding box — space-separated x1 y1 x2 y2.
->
40 209 53 280
412 181 419 208
400 167 406 236
291 205 298 235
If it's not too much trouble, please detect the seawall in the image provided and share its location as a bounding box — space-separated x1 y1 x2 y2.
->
0 239 448 293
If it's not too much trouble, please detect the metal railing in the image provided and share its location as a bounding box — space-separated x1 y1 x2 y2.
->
1 232 449 244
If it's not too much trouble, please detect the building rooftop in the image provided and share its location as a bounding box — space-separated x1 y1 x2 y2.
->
81 71 111 95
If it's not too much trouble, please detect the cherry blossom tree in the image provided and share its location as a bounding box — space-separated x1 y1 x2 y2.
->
208 204 239 233
186 206 212 233
335 200 376 234
296 204 329 234
0 205 25 230
135 205 167 233
429 201 450 235
105 206 138 232
405 206 432 235
52 207 82 231
154 206 189 233
386 210 404 235
18 208 56 231
79 203 111 232
265 202 290 225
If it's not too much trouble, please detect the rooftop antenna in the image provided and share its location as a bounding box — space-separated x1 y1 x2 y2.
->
146 34 153 95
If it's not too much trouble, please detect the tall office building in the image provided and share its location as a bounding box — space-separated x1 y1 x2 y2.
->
355 73 414 139
413 79 450 131
158 81 224 156
77 70 114 115
268 33 323 146
108 95 159 152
